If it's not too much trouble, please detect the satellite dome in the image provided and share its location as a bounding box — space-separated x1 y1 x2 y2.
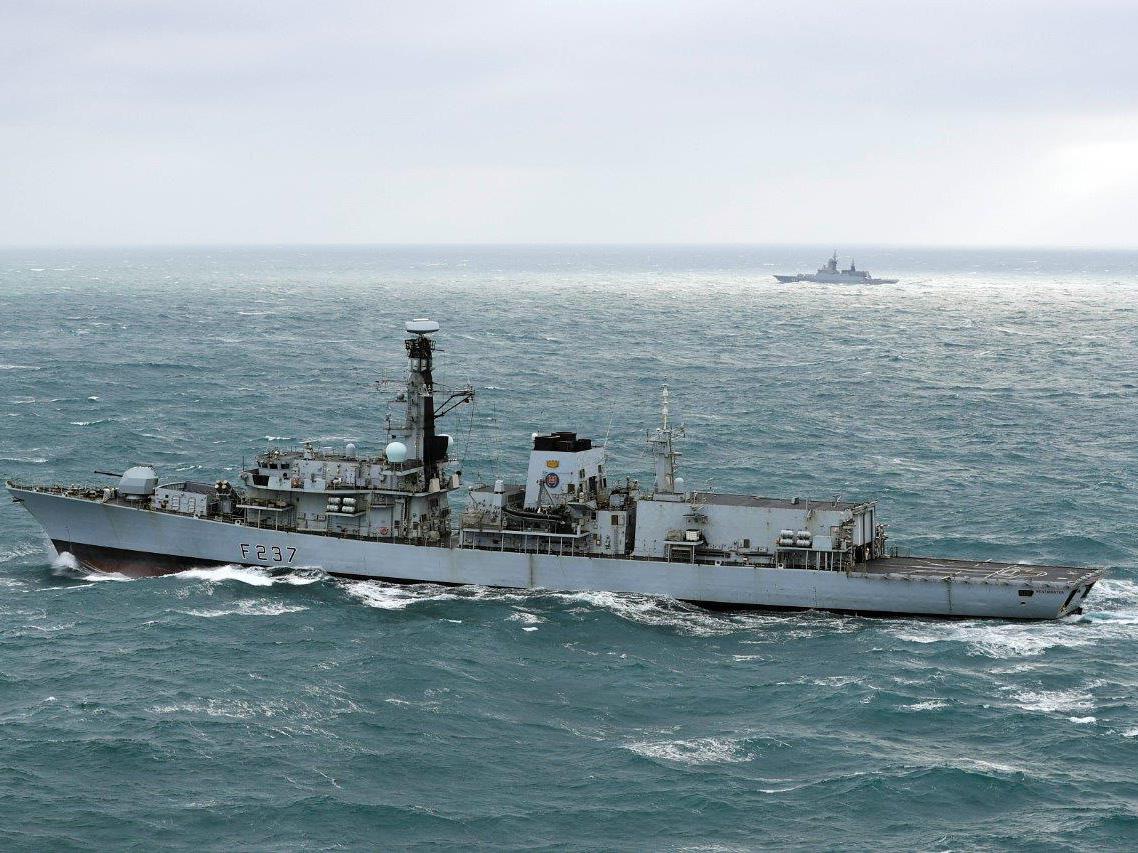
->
385 441 408 463
405 318 440 335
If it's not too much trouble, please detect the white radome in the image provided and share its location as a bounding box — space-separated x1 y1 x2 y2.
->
385 441 408 463
405 318 440 334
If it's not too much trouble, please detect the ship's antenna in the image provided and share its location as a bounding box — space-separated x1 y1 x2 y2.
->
491 415 503 480
661 383 669 430
459 391 477 471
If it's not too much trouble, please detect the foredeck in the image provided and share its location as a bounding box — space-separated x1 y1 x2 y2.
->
864 555 1100 585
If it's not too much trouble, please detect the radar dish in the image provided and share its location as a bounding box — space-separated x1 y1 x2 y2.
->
405 318 440 335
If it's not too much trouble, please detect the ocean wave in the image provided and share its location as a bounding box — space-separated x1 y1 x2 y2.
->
0 455 47 463
900 700 948 711
0 363 41 370
181 601 309 618
624 736 752 766
342 580 460 610
0 541 44 563
1012 688 1094 714
547 588 825 637
887 619 1096 658
51 550 132 582
168 565 324 587
174 565 277 586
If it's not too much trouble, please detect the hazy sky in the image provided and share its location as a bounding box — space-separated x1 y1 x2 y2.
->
3 1 1137 246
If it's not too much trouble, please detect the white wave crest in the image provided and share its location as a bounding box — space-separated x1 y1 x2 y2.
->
887 581 1136 659
889 620 1094 658
276 568 325 585
182 601 308 618
175 565 276 586
84 571 133 582
50 550 79 572
1013 689 1094 714
625 736 752 766
343 580 459 610
549 588 798 637
901 700 948 711
48 550 131 582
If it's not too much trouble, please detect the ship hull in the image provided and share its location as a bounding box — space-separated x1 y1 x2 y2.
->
773 274 898 284
13 486 1095 620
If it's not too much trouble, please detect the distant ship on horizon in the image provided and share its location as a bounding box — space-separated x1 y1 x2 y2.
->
774 252 898 284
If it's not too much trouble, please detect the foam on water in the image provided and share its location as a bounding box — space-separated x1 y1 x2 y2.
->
0 541 43 563
901 700 948 711
888 619 1097 658
181 601 309 618
624 736 753 766
174 565 277 586
342 579 460 610
1012 689 1095 714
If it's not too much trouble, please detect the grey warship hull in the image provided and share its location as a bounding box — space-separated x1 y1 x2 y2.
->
8 317 1103 621
774 253 898 284
9 485 1100 620
775 273 898 284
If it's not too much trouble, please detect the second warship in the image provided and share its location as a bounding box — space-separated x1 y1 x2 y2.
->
7 320 1101 619
775 252 898 284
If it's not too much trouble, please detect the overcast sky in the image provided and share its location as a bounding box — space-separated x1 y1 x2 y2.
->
3 1 1137 246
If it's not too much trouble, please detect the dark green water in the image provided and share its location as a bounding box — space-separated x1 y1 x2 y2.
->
1 246 1136 850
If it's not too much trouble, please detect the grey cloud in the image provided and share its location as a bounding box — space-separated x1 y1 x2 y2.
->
1 1 1136 245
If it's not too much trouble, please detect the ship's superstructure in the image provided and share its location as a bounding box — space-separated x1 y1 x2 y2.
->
774 252 899 284
233 318 471 548
7 320 1101 619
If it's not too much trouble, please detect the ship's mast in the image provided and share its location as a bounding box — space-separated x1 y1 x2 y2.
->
647 384 684 494
401 319 440 470
395 319 474 483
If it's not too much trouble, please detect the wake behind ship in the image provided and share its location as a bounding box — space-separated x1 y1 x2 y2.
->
7 320 1101 619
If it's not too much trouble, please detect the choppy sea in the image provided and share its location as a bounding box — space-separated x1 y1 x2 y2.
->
1 246 1136 850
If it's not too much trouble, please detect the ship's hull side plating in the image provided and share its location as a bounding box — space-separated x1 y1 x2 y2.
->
16 487 1097 619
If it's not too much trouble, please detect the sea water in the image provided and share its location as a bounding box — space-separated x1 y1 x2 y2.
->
0 246 1136 850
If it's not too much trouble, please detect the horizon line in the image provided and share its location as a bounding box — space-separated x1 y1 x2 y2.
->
3 241 1138 252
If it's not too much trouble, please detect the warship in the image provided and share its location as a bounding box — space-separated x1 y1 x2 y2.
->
7 320 1101 619
774 252 898 284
